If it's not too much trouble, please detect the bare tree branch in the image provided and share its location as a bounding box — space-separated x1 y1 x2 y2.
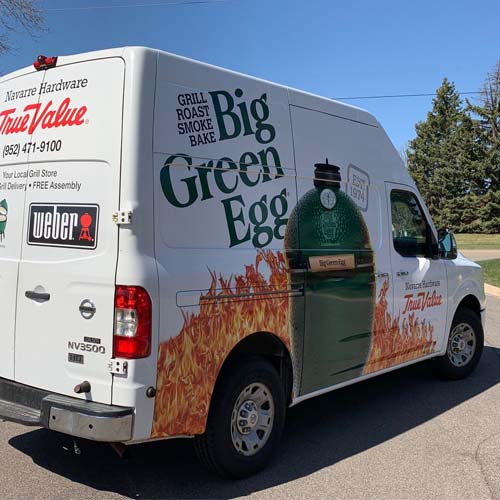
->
0 0 44 54
478 61 500 140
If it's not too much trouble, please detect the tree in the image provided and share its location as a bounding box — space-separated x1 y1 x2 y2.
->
407 63 500 233
406 78 474 231
465 61 500 232
0 0 43 55
469 61 500 146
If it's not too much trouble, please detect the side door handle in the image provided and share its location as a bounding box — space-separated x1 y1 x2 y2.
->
375 272 389 278
25 290 51 302
396 271 409 277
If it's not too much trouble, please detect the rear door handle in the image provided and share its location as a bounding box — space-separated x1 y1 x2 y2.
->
25 290 51 301
375 272 389 278
396 271 409 277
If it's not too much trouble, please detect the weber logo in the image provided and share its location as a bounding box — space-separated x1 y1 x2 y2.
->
28 203 99 249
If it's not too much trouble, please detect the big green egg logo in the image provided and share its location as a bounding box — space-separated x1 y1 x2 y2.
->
0 199 7 242
160 89 288 248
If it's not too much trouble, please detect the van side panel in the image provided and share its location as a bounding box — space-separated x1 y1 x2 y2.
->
288 105 387 393
151 53 298 437
150 52 445 438
288 100 442 383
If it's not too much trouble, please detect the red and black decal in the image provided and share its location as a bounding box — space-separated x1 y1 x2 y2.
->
27 203 99 249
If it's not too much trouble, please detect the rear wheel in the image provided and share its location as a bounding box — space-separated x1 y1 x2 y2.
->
434 308 483 379
194 357 286 478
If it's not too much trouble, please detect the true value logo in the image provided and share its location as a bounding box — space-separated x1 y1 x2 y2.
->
0 97 87 136
160 88 288 248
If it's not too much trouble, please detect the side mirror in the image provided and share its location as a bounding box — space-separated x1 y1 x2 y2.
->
438 228 458 260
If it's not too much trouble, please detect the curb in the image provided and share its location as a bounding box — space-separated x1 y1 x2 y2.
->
485 283 500 299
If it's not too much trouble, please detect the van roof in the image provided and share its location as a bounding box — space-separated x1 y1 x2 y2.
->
1 46 379 128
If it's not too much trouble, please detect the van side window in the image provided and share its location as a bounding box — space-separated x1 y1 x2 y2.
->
390 190 429 257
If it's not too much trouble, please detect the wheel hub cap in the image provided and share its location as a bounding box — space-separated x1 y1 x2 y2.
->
452 338 466 352
230 382 275 457
447 322 476 367
237 400 259 434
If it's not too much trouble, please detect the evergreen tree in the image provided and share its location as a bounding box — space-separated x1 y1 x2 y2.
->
407 64 500 234
407 79 472 231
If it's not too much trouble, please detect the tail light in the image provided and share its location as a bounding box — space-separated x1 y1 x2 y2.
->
113 285 152 359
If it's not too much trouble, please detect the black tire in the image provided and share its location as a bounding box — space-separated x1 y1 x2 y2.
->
434 307 484 380
194 356 286 478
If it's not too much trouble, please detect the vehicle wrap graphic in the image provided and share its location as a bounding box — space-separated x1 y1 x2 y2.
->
364 280 436 374
159 89 287 250
151 82 440 438
285 160 375 393
152 250 290 437
27 203 99 249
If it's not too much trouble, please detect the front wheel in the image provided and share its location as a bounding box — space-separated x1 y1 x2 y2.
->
194 357 286 478
434 308 484 380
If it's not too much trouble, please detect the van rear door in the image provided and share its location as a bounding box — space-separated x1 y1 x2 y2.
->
14 57 124 404
0 70 45 380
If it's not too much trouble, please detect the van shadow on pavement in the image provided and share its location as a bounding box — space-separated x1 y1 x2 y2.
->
9 346 500 499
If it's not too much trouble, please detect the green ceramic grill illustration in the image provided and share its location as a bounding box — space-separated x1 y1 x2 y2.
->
0 199 7 242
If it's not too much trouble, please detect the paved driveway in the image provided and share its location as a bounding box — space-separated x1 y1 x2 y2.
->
461 250 500 262
1 297 500 500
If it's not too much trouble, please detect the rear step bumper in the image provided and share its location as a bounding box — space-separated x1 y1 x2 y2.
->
0 377 133 442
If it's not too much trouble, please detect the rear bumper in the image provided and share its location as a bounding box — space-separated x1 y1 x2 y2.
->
0 377 133 442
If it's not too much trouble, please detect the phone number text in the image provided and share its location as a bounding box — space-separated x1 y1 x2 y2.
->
2 140 63 158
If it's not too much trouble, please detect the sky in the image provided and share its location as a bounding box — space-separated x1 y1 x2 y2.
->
1 0 499 153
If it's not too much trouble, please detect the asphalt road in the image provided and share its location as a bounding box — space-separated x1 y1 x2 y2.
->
1 297 500 500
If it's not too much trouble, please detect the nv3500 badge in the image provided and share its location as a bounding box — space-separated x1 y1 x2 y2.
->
27 203 99 249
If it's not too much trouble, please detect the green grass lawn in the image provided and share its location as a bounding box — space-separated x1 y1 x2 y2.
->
455 233 500 250
480 259 500 287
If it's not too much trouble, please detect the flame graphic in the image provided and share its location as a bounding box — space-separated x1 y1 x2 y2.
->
151 250 290 438
151 260 435 436
364 280 436 374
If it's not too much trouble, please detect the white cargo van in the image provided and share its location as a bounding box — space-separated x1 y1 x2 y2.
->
0 47 485 478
